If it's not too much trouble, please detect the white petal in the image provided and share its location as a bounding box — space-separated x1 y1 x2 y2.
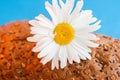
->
79 10 94 24
72 0 83 14
35 37 52 49
40 42 59 65
29 20 52 29
74 38 92 53
56 0 67 22
73 39 91 52
75 21 101 33
37 41 54 59
71 41 88 60
90 17 98 23
71 42 91 60
53 3 63 23
75 25 101 34
29 20 41 27
62 0 75 14
75 37 99 48
64 0 75 22
71 10 94 28
35 14 54 28
56 9 64 23
75 37 91 52
30 27 49 35
67 45 80 64
52 55 59 70
70 0 83 22
92 20 101 26
75 33 99 41
86 41 99 47
59 0 65 8
67 0 75 14
52 0 64 24
59 46 68 69
33 38 53 52
51 47 60 70
37 41 57 59
27 35 45 42
45 1 57 25
52 0 59 9
59 0 74 23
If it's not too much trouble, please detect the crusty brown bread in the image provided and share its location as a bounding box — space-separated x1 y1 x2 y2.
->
0 21 120 80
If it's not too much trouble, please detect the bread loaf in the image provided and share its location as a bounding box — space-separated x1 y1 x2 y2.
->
0 21 120 80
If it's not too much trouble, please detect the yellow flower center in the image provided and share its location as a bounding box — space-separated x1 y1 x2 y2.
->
53 23 74 45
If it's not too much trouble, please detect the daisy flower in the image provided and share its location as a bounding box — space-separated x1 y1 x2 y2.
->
27 0 101 70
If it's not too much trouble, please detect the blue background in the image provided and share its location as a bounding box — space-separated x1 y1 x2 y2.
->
0 0 120 39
